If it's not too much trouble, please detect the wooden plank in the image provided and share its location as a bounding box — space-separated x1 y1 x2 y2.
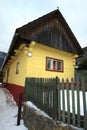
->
48 78 52 109
36 78 39 104
43 78 48 112
25 78 28 101
56 77 61 120
53 78 58 120
71 78 76 125
76 77 80 127
66 78 70 124
40 78 44 109
30 78 34 101
39 78 42 106
61 78 65 122
34 78 36 100
52 78 55 119
49 78 54 117
45 78 49 115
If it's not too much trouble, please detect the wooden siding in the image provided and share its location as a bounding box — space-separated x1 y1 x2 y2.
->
3 48 29 86
27 19 75 54
27 42 76 80
3 42 77 86
16 9 83 55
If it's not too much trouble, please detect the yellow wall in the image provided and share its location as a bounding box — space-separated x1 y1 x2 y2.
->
27 43 76 81
3 42 77 86
3 48 29 86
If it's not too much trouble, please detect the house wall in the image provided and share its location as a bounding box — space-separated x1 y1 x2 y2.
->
3 42 77 85
3 42 77 105
3 49 28 86
27 42 76 81
3 47 28 105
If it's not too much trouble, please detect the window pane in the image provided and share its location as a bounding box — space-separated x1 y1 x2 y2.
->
57 61 62 71
16 62 19 74
47 59 51 70
53 60 57 70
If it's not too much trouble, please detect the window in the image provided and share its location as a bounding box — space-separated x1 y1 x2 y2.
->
57 60 63 71
7 68 9 77
46 57 63 72
16 62 19 74
6 68 10 83
3 72 5 78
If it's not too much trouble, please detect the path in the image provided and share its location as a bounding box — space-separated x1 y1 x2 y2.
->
0 88 27 130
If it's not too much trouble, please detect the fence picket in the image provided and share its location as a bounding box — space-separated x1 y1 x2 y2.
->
39 78 42 106
49 78 54 117
25 78 29 101
61 78 65 122
66 78 70 124
56 77 61 121
53 78 58 120
76 77 80 127
25 77 86 129
46 78 50 115
71 78 76 125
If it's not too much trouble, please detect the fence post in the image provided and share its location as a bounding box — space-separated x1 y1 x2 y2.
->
52 78 58 120
17 93 23 126
61 78 65 123
25 78 30 101
76 77 80 127
56 77 61 121
66 78 70 124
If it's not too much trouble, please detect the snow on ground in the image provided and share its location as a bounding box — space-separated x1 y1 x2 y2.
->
26 101 52 119
0 88 28 130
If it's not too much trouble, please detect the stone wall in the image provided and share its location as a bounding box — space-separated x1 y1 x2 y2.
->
22 102 79 130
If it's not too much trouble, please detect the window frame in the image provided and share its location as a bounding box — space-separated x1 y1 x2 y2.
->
46 57 64 72
16 62 19 74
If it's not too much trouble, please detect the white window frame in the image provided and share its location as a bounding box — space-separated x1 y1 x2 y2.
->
46 57 63 72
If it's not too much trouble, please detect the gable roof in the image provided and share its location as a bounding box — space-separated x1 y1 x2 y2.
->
16 9 83 55
3 9 83 69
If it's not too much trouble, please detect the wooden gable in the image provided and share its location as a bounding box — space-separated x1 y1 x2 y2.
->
16 9 83 55
2 9 83 69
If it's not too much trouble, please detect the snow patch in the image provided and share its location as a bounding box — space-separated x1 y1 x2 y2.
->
26 101 51 119
0 88 28 130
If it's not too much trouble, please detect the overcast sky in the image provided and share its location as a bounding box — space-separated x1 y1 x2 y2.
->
0 0 87 52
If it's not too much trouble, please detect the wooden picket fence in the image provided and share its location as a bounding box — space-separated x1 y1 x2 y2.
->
25 77 87 129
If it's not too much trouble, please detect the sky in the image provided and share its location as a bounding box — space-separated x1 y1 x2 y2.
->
0 0 87 52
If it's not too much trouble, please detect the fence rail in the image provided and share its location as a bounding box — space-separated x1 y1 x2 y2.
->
25 77 87 129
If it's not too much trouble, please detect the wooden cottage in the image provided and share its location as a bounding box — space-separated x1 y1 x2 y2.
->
2 9 83 105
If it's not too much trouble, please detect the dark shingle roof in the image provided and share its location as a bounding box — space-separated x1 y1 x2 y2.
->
2 9 83 69
16 9 83 55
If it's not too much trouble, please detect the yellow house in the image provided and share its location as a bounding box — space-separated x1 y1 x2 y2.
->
2 9 83 105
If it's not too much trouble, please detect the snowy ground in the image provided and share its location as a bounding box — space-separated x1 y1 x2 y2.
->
0 88 28 130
